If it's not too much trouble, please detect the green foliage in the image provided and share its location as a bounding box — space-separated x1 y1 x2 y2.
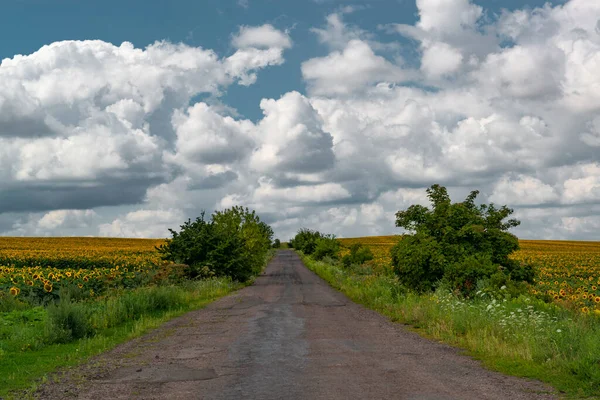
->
342 243 374 268
391 184 531 295
273 238 281 248
157 206 273 282
0 278 240 397
391 233 446 292
301 253 600 398
312 235 341 261
45 297 94 344
289 228 322 255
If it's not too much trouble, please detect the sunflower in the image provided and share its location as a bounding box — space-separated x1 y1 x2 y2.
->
9 286 20 296
26 280 34 286
595 297 600 304
43 283 53 292
77 283 83 289
582 306 590 314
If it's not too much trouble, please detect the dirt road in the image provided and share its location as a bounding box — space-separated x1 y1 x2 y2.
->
37 250 556 399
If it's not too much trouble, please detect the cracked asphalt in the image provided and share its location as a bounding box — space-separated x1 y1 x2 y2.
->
36 250 557 400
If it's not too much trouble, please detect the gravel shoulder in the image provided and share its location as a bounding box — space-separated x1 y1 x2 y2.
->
35 250 557 400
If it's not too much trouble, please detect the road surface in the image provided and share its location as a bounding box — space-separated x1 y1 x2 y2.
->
37 250 556 400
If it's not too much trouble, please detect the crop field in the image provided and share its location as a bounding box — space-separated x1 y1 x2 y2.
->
0 237 168 302
338 236 600 313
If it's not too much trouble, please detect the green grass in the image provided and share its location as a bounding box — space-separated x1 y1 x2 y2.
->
0 278 243 399
300 253 600 399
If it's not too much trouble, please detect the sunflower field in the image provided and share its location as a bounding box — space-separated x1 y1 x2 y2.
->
0 237 175 302
338 236 600 314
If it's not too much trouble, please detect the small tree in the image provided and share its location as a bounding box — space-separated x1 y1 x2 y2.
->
391 184 533 295
342 243 374 268
290 228 322 255
312 234 341 261
157 207 273 282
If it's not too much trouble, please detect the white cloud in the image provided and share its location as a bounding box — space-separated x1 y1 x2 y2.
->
421 42 463 78
232 25 292 49
99 209 185 238
251 91 335 175
489 175 558 206
301 40 410 95
416 0 482 34
3 0 600 241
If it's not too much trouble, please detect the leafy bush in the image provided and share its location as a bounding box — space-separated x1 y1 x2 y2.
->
391 184 532 296
273 238 281 248
45 297 94 344
289 228 322 255
157 206 273 282
342 243 374 268
312 235 341 261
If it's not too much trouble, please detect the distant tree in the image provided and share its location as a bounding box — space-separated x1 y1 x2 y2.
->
289 228 322 255
342 243 374 268
391 184 533 295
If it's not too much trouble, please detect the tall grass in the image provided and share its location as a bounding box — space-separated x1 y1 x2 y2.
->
0 278 241 397
301 253 600 398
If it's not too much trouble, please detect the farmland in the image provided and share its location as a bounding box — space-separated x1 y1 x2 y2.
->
0 237 168 302
339 236 600 313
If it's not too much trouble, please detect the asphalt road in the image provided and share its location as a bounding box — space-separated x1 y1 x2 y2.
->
37 250 556 400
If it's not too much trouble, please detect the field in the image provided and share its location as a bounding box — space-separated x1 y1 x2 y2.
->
0 237 246 397
0 237 168 302
338 236 600 314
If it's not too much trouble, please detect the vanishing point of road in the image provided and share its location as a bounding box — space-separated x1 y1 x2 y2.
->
37 250 556 400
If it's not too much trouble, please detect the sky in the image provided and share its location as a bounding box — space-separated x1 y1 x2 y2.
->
1 0 599 241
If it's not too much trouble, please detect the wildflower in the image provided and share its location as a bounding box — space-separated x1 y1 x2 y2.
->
9 286 20 296
44 283 53 292
556 329 562 333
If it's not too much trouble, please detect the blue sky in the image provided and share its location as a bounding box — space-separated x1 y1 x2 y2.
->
1 0 564 120
0 0 598 240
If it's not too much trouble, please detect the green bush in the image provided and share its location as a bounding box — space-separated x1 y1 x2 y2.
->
342 243 374 268
157 206 273 282
312 235 341 261
289 228 322 255
45 297 94 344
273 238 281 248
391 184 532 296
391 233 446 293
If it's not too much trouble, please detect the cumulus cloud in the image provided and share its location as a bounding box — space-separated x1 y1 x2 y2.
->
302 40 410 95
0 32 289 221
3 0 600 241
232 25 292 49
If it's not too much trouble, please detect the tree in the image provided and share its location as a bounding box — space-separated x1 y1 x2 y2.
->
391 184 533 295
157 207 273 282
289 228 322 255
342 243 374 268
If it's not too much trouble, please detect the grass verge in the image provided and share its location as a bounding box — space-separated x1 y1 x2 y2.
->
300 253 600 399
0 278 243 399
